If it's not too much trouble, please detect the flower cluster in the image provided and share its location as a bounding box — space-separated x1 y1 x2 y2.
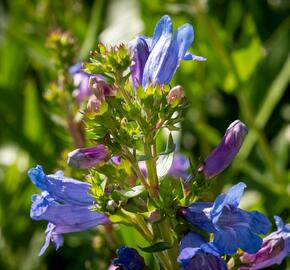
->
28 15 289 270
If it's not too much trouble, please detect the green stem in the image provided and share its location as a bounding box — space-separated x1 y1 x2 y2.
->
122 146 149 188
144 138 159 197
158 219 179 270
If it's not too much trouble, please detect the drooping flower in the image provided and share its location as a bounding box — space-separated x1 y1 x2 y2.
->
30 192 109 255
67 144 110 169
198 120 248 179
178 231 228 270
239 216 290 270
112 246 145 270
28 165 94 206
129 15 205 88
178 182 271 255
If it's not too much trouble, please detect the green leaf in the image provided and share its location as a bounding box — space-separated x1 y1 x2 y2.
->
158 133 175 156
138 242 172 253
122 185 145 198
156 152 174 179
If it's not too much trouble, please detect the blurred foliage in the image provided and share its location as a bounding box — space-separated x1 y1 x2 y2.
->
0 0 289 269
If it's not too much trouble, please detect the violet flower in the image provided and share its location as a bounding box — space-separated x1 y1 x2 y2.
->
198 120 248 179
28 165 94 206
69 63 91 103
112 246 145 270
129 15 205 88
31 192 109 255
67 144 110 169
178 231 228 270
178 182 271 255
240 216 290 270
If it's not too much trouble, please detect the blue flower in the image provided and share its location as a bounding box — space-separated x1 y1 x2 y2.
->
30 192 109 255
240 216 290 270
112 246 145 270
129 15 205 88
179 182 271 255
28 165 94 206
178 231 228 270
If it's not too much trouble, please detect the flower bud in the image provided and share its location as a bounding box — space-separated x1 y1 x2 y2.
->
67 144 110 169
87 94 102 113
148 209 161 223
166 85 184 105
198 120 248 179
106 200 117 212
89 76 116 100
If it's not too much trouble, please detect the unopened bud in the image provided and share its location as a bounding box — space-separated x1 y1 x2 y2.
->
198 120 248 179
89 76 116 100
87 94 102 113
166 85 184 105
106 200 117 212
148 210 161 223
67 144 110 169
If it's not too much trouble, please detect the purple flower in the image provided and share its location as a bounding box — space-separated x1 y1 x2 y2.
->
28 165 94 206
240 216 290 270
69 63 91 103
31 192 109 255
178 231 228 270
112 247 145 270
129 15 205 88
67 144 110 169
178 182 271 255
169 154 190 179
198 120 248 179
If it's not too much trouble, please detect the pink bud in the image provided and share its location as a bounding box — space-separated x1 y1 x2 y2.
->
67 145 110 169
166 85 184 105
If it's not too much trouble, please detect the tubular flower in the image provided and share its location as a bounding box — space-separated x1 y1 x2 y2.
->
28 165 94 206
30 192 109 255
178 182 271 255
67 144 110 169
128 15 205 88
240 216 290 270
198 120 248 179
178 231 228 270
112 246 145 270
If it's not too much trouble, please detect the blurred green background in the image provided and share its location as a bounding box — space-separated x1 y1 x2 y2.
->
0 0 290 269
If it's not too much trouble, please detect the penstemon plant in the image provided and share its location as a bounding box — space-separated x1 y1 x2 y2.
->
28 16 290 270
